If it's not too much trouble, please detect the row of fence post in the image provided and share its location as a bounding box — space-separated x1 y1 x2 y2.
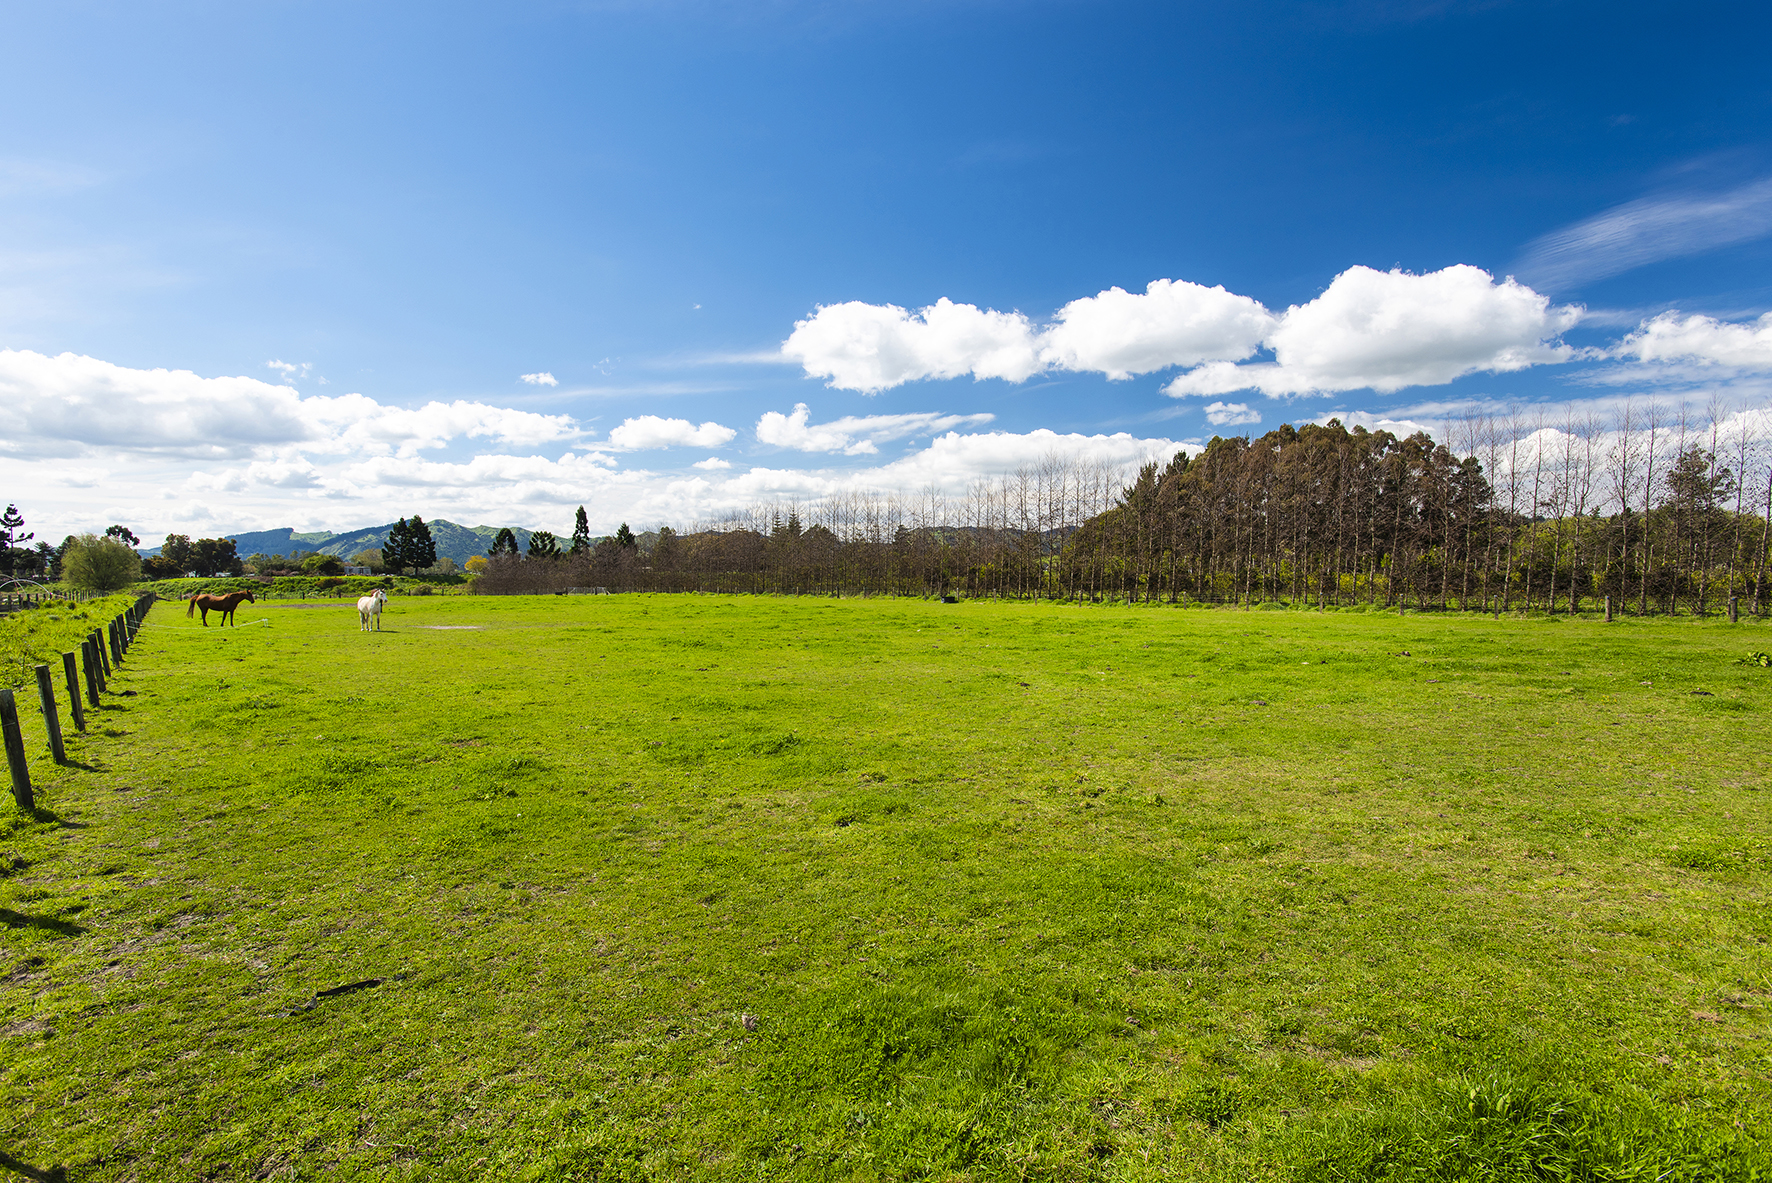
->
1 593 157 813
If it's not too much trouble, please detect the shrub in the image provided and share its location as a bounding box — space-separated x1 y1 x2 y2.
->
61 534 141 591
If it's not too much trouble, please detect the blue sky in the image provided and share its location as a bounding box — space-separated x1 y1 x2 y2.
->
4 0 1771 542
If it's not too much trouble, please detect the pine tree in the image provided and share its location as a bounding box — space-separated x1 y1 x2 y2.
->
616 523 637 550
528 530 561 559
0 504 32 578
408 515 437 571
571 507 592 554
385 518 412 575
489 527 519 557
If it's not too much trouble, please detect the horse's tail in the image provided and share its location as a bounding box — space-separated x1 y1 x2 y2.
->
187 598 196 617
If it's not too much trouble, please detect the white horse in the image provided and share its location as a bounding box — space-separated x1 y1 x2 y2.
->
357 589 387 631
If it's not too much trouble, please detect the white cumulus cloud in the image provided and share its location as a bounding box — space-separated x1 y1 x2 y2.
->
692 456 732 470
520 372 559 386
755 403 996 455
785 267 1580 399
0 348 583 462
1039 279 1276 379
1164 266 1583 397
605 415 738 450
781 297 1042 394
1614 311 1772 370
1203 402 1261 426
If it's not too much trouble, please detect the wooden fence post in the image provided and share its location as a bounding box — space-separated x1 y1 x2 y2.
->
1730 596 1740 623
84 638 103 701
62 651 85 732
0 688 33 812
92 629 111 678
1604 595 1613 622
33 665 65 765
108 618 123 665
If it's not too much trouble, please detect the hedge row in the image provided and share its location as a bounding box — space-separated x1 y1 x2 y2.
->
136 575 471 600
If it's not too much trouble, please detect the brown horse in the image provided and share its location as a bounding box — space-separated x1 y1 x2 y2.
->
187 589 256 627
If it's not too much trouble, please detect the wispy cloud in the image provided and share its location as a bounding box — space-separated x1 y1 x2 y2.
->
1515 177 1772 292
686 349 799 366
265 359 311 384
0 157 106 197
755 403 995 455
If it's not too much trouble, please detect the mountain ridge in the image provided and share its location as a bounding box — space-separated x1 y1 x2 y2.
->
144 520 536 565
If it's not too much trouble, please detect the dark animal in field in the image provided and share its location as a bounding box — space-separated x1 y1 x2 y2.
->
187 590 256 627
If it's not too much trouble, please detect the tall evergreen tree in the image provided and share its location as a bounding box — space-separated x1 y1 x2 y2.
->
489 527 519 557
385 518 412 574
616 523 637 550
571 507 592 555
0 504 32 577
652 526 681 570
408 515 437 571
528 530 561 559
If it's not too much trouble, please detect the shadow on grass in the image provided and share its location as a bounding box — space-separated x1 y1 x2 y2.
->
29 808 87 829
0 908 86 937
0 1150 66 1182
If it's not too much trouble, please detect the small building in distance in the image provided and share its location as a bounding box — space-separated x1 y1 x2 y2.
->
343 565 372 576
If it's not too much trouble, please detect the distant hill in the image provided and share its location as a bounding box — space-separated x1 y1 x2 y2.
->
146 520 536 565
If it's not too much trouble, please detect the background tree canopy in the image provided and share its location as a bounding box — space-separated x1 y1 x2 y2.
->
62 533 143 591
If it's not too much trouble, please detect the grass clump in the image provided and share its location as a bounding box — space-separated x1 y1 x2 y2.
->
1286 1068 1761 1181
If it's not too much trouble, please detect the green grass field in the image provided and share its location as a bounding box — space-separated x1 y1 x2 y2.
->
2 594 1768 1181
0 593 140 693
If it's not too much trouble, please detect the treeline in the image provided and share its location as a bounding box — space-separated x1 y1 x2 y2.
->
1075 414 1767 614
473 455 1129 599
479 406 1772 615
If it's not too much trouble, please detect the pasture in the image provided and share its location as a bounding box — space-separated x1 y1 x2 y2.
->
1 594 1768 1180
